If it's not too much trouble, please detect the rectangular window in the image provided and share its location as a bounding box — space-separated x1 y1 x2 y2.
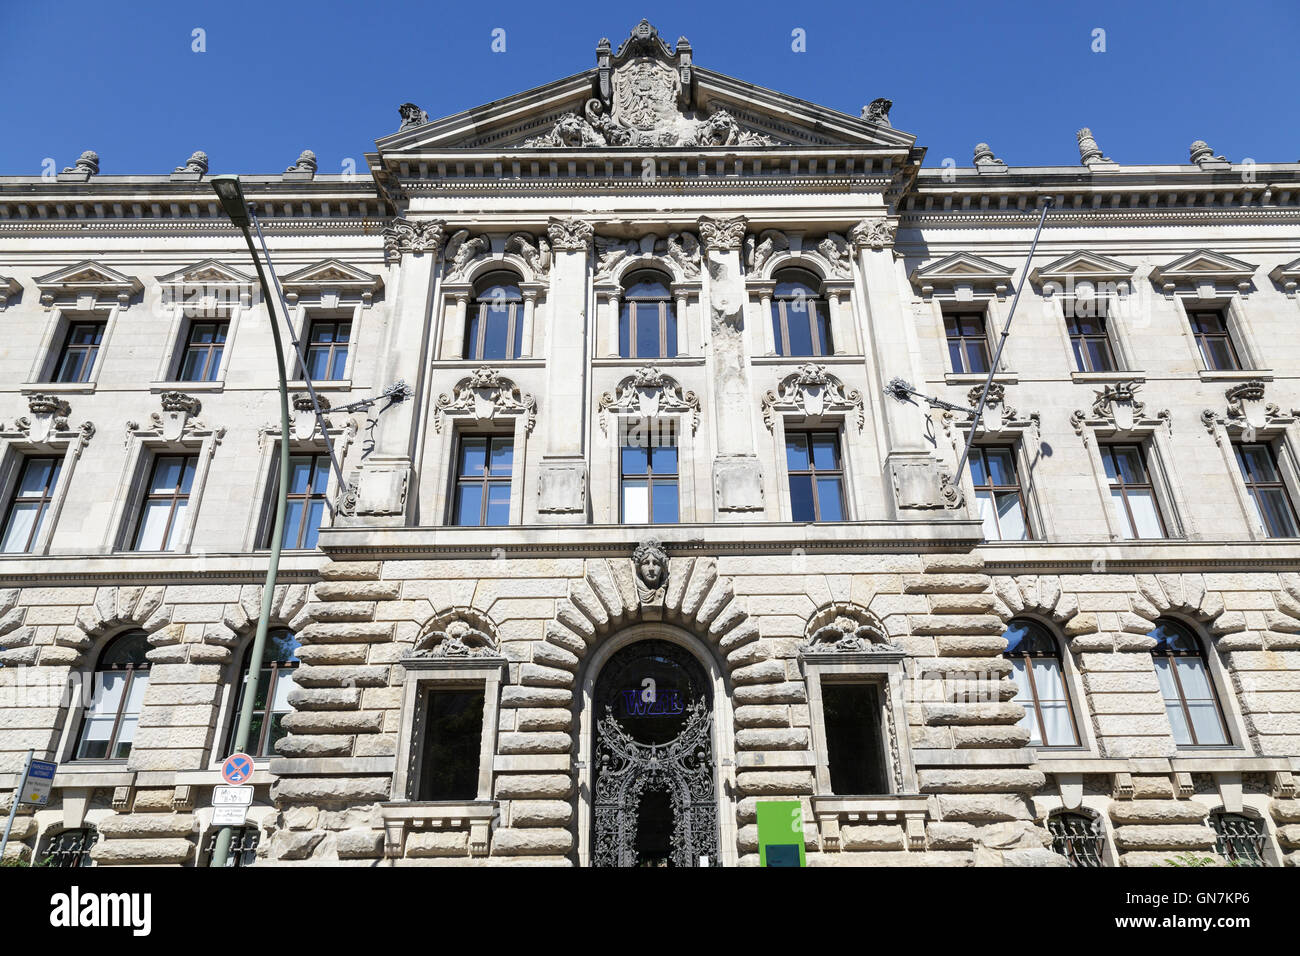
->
786 430 845 522
177 319 229 382
1154 655 1229 747
452 435 512 527
620 302 677 359
302 318 351 381
822 683 889 795
417 688 485 801
1234 442 1299 538
1 456 62 553
52 320 105 383
271 454 331 550
1066 313 1117 372
1101 444 1167 539
620 426 679 524
944 312 991 374
131 454 197 551
1188 309 1241 371
968 446 1030 541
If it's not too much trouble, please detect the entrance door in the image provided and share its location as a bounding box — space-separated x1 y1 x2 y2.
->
591 639 719 867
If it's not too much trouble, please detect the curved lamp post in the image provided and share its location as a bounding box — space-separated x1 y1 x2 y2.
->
209 174 291 868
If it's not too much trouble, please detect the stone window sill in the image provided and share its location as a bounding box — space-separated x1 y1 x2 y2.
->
379 800 499 859
1070 370 1144 384
1197 369 1272 382
943 372 1017 386
20 381 95 395
150 380 225 393
810 793 929 851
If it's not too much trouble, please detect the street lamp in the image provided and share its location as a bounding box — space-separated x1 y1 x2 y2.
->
208 174 291 868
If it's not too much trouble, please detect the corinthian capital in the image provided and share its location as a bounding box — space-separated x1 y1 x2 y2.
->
547 217 594 252
696 216 747 252
383 218 446 262
849 217 897 251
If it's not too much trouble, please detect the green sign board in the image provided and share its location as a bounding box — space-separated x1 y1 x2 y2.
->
756 799 805 867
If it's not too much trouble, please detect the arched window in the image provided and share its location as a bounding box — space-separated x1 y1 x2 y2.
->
1047 811 1106 867
226 630 301 758
74 630 151 761
770 269 832 357
1003 619 1079 747
465 272 524 361
1209 811 1267 866
619 271 676 359
1149 618 1229 747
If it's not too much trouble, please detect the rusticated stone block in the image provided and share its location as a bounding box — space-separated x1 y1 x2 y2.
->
494 774 573 799
936 793 1033 822
511 800 574 827
95 813 195 838
406 830 469 857
298 622 394 643
92 838 194 866
319 561 382 581
497 732 572 754
733 682 806 706
500 686 572 708
734 770 814 795
276 734 354 757
296 644 370 666
273 831 326 861
840 825 906 851
271 776 392 808
313 581 401 601
293 665 390 688
1112 825 1215 851
733 705 790 728
918 768 1046 794
735 728 809 751
280 711 382 735
492 827 573 855
923 701 1024 725
1108 800 1209 825
286 687 363 711
903 574 990 594
336 828 384 859
951 724 1031 748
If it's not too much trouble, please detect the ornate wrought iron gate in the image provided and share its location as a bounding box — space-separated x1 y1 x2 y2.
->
591 640 719 867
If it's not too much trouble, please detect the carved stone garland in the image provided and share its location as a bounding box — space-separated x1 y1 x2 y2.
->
435 367 536 434
598 366 700 435
762 364 864 432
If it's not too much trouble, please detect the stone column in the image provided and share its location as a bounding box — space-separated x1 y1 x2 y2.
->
341 219 444 526
451 291 470 359
672 286 689 356
849 216 953 515
699 216 765 518
602 289 621 357
536 217 593 522
520 286 540 358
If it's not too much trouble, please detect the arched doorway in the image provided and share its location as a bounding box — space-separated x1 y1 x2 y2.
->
590 639 720 867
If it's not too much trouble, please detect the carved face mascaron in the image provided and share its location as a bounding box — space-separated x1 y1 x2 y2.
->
632 538 669 591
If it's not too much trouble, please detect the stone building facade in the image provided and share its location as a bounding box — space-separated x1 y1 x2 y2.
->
1 20 1299 867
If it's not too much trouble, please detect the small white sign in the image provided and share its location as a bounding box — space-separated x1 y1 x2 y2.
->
20 759 57 806
213 785 253 807
212 805 249 827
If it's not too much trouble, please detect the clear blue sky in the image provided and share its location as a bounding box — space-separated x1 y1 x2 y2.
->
2 0 1296 176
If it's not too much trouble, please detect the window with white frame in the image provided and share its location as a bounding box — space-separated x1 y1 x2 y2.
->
301 315 351 381
226 629 300 758
1002 619 1079 747
1149 618 1230 747
620 420 679 524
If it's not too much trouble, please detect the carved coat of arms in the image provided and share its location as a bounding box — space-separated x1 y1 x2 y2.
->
612 58 680 133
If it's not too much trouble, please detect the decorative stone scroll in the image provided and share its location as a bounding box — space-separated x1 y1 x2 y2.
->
546 217 594 252
802 603 896 654
762 364 864 432
3 394 95 447
525 22 776 149
383 218 446 263
942 382 1039 437
598 365 700 435
593 232 700 280
696 216 746 253
435 366 536 433
409 607 500 659
1201 381 1297 443
1070 381 1169 439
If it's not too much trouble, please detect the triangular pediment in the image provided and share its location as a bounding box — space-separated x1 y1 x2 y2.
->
35 260 141 295
1031 251 1136 285
911 252 1014 289
1269 256 1300 294
1151 249 1257 282
281 259 383 292
373 21 914 157
157 259 254 287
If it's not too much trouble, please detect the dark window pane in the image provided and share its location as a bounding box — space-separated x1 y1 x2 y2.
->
418 690 485 801
650 444 677 475
810 434 839 471
788 475 816 522
482 307 510 360
459 438 487 477
823 683 888 795
621 444 649 476
636 305 661 358
785 434 810 472
485 483 511 526
785 307 814 356
815 477 845 521
455 484 484 525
